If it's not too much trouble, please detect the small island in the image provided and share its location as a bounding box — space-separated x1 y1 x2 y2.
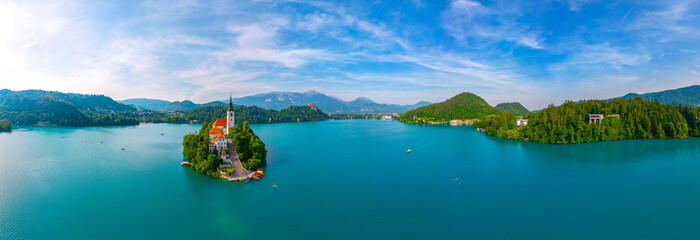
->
181 97 267 181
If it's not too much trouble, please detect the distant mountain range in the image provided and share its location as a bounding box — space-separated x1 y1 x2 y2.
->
119 90 431 114
398 92 530 123
617 85 700 107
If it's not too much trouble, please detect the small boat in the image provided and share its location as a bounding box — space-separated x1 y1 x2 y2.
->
147 172 151 175
121 148 125 150
180 162 191 167
272 184 278 188
406 149 411 153
252 176 261 179
160 133 164 135
245 176 250 183
257 168 264 171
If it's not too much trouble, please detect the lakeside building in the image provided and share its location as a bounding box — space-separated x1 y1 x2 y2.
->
516 119 529 128
589 114 604 126
381 115 393 120
307 103 318 112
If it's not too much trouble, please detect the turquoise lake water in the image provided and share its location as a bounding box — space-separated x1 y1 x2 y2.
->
1 120 700 239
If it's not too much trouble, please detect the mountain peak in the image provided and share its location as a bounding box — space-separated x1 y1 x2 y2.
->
350 97 377 104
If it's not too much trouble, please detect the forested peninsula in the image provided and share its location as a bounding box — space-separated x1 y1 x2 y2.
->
474 98 700 144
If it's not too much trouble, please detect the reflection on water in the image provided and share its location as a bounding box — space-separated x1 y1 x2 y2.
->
519 137 700 164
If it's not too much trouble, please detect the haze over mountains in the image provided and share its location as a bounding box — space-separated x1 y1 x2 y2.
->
120 90 431 114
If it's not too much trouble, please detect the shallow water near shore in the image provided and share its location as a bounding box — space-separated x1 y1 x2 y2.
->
2 120 700 239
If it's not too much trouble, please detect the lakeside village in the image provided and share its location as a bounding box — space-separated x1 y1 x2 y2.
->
181 98 265 183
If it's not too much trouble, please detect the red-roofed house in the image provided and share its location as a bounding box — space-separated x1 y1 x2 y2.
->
213 134 228 152
209 126 223 139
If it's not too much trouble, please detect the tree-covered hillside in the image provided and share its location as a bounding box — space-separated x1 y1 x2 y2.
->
398 92 528 123
475 98 700 144
619 85 700 107
0 89 139 126
399 92 496 123
147 105 329 124
494 102 530 116
1 89 135 111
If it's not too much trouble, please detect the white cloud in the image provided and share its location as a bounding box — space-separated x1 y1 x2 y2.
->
566 0 598 12
554 44 650 70
627 1 698 35
441 0 546 50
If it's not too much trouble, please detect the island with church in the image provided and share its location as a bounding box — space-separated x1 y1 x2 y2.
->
181 96 267 182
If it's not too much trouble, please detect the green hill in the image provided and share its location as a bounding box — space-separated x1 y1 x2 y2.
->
0 89 138 126
619 85 700 107
494 102 530 116
398 92 497 123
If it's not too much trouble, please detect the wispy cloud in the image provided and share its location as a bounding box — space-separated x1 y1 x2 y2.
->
440 0 546 50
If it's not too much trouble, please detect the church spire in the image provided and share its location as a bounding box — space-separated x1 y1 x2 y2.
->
228 93 233 111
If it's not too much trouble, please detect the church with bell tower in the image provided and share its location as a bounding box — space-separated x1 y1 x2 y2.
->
208 95 236 153
226 95 235 134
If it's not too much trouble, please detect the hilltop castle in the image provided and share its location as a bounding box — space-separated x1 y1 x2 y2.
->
209 96 235 153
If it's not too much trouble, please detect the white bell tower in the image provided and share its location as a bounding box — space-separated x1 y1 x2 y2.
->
226 94 235 134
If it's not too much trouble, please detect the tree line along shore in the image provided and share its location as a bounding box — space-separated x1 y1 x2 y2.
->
475 98 700 144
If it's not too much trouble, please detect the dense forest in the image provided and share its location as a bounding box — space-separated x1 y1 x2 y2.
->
0 119 11 132
147 105 329 124
0 89 139 126
226 121 267 170
474 98 700 144
182 122 222 177
399 92 528 124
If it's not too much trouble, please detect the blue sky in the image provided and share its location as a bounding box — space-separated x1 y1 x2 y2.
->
0 0 699 109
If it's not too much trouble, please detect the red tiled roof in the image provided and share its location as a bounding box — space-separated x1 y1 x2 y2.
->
213 134 226 142
212 118 227 127
209 127 223 134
